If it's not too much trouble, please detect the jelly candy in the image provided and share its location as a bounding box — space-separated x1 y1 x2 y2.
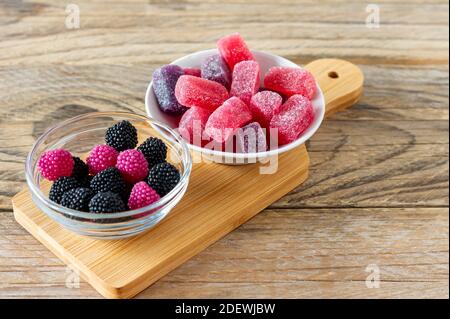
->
264 66 317 100
201 54 231 89
178 106 212 146
249 90 282 128
183 67 201 77
205 97 252 143
230 60 260 105
217 33 254 71
270 94 314 145
175 75 229 111
236 122 267 153
152 65 187 115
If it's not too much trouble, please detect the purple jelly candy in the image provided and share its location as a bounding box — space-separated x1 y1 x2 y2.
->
152 65 188 115
201 54 231 89
236 122 267 153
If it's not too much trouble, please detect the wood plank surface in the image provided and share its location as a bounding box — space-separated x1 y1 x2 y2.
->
0 0 448 298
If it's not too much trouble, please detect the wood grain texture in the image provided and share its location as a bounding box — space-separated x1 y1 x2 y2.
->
0 0 448 298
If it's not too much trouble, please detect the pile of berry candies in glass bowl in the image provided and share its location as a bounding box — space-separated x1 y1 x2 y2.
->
37 120 181 214
152 33 317 153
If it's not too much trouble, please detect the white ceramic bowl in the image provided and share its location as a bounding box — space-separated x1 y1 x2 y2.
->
145 49 325 164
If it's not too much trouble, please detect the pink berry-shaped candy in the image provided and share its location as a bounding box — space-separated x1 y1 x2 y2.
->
249 90 283 128
270 94 314 145
128 181 160 210
230 60 260 105
38 149 74 181
217 33 254 71
116 149 149 184
264 66 317 100
86 145 118 175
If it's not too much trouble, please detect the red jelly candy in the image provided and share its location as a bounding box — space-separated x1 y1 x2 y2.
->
249 90 282 128
270 94 314 145
230 60 260 105
205 97 252 143
178 106 212 146
183 67 201 77
175 75 229 111
217 33 254 71
264 66 317 100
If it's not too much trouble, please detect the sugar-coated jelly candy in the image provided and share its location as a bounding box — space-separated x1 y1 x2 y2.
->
201 54 231 89
183 67 201 77
264 66 317 100
217 33 254 71
249 91 282 128
152 65 187 115
270 94 314 145
175 75 229 111
230 60 260 105
205 97 252 143
236 122 267 153
178 106 212 146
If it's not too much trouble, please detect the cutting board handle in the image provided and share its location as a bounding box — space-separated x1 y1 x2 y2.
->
305 59 364 118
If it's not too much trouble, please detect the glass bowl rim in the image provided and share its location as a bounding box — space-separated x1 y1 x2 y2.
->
25 111 192 220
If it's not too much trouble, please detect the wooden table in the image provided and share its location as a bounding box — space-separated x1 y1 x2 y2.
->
0 0 448 299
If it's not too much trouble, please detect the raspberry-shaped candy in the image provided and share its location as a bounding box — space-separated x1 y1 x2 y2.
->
86 145 118 175
116 149 149 184
38 149 74 181
128 181 160 210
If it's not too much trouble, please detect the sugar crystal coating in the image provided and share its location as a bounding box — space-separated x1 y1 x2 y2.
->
249 90 282 128
175 75 229 111
230 60 260 105
128 181 160 210
182 67 201 77
86 144 118 175
264 66 317 100
38 149 74 181
116 149 149 184
201 54 231 89
236 122 267 153
205 97 252 143
270 94 314 145
217 33 254 71
178 106 212 146
152 64 188 115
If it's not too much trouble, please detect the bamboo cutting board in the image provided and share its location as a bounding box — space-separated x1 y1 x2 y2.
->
12 59 363 299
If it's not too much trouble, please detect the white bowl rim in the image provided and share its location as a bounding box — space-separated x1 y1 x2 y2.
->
145 49 325 160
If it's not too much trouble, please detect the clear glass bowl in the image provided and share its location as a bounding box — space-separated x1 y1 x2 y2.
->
25 112 192 239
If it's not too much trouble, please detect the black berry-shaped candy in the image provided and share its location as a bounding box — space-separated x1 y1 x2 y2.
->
137 137 167 168
90 167 126 195
89 191 127 213
147 162 180 197
70 156 90 185
49 176 81 204
60 187 95 212
105 120 138 151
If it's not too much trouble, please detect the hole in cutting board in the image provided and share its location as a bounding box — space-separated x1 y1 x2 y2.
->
328 71 339 79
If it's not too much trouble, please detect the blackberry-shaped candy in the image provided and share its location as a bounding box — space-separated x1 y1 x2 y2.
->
49 176 81 204
137 137 167 168
60 187 95 212
71 157 90 185
90 167 125 195
147 162 180 197
89 191 127 213
105 120 138 151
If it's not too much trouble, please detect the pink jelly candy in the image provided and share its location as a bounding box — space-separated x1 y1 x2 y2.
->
236 122 267 153
175 75 229 111
205 97 252 143
230 60 260 105
201 54 231 89
249 90 282 128
178 106 212 146
264 66 317 100
183 67 201 77
217 33 254 71
270 94 314 145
